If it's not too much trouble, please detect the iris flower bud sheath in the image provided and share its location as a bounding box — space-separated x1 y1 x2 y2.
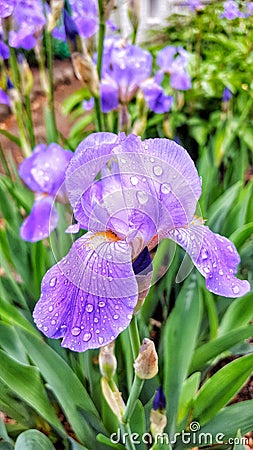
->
134 338 158 379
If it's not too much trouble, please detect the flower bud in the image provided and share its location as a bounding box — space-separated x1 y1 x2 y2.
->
19 56 34 96
101 377 125 420
102 0 115 21
134 338 158 379
127 0 140 33
99 342 117 380
47 0 64 32
150 386 167 437
71 52 99 97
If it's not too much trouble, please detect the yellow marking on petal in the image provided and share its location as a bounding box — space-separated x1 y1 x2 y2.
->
191 215 207 226
89 231 120 247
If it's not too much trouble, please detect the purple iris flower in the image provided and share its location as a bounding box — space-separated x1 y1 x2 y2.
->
33 133 250 352
221 1 244 19
141 79 174 114
0 88 10 106
157 46 192 91
82 98 95 111
153 386 166 411
100 39 152 104
19 143 72 242
245 2 253 16
0 0 16 18
186 0 202 11
68 0 98 38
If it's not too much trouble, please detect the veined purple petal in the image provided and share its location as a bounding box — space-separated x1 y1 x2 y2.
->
101 80 119 113
19 143 72 196
0 89 10 106
0 41 10 60
20 196 58 242
9 27 37 50
33 231 138 351
168 222 250 297
170 69 192 91
142 79 173 113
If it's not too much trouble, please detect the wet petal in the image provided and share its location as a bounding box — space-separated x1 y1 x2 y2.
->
33 232 138 351
168 223 250 297
19 143 72 195
20 196 58 242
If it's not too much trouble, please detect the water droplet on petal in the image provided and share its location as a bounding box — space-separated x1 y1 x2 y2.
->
86 304 94 313
94 317 99 323
48 305 53 312
130 176 139 186
98 336 104 344
201 249 209 260
136 190 148 205
98 301 105 307
72 327 81 336
150 157 154 163
113 314 119 320
160 183 172 195
43 326 48 332
219 269 224 275
83 332 92 342
121 158 126 164
232 286 240 294
227 245 234 253
51 320 56 325
153 165 163 176
127 314 132 320
49 277 57 287
204 267 210 274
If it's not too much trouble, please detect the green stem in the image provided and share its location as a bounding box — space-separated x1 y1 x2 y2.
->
128 315 140 361
44 30 59 142
122 374 144 425
14 101 31 157
24 95 35 148
120 422 136 450
94 95 104 132
97 0 106 80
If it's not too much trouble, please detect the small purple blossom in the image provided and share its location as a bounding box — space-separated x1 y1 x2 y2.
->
33 133 250 352
153 387 166 411
0 41 10 60
68 0 98 38
221 1 244 19
141 79 173 113
19 143 72 242
222 86 232 102
157 46 192 91
186 0 202 11
82 98 95 111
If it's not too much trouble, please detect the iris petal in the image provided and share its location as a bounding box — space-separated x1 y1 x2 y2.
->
33 232 138 351
168 223 250 297
20 196 58 243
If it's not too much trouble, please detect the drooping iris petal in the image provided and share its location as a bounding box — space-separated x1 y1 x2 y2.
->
157 46 177 72
168 223 250 297
141 79 173 113
101 80 119 113
68 0 98 38
20 196 58 242
19 143 72 196
170 70 192 91
33 231 138 351
9 27 37 50
14 0 46 27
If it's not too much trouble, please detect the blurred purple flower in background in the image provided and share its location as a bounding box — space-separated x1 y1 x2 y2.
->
141 78 174 113
157 46 192 91
0 40 10 60
33 133 250 352
68 0 98 38
221 1 244 19
19 143 72 242
0 88 10 106
186 0 203 12
222 86 232 102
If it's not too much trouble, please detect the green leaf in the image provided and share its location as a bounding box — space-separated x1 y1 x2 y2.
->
192 354 253 425
0 349 64 436
69 114 95 139
163 276 202 437
0 299 39 337
177 372 201 425
229 222 253 249
0 323 29 364
0 415 13 444
61 88 90 115
0 129 21 146
15 430 55 450
190 324 253 372
19 330 102 448
96 434 125 450
130 400 146 450
219 291 253 335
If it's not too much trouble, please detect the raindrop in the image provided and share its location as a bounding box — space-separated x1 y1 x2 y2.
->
43 326 48 332
150 157 154 163
153 165 163 176
144 144 149 150
130 176 139 186
72 327 81 336
136 190 148 205
48 305 53 312
49 277 57 287
127 314 132 320
113 314 119 320
86 304 94 313
121 158 126 164
94 317 99 323
219 269 224 275
204 267 210 274
232 286 240 294
201 249 209 260
227 245 233 253
83 332 92 341
160 183 171 195
98 336 104 344
98 301 105 307
51 320 56 325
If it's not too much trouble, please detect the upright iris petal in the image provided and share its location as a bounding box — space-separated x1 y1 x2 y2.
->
157 46 192 91
34 133 250 352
